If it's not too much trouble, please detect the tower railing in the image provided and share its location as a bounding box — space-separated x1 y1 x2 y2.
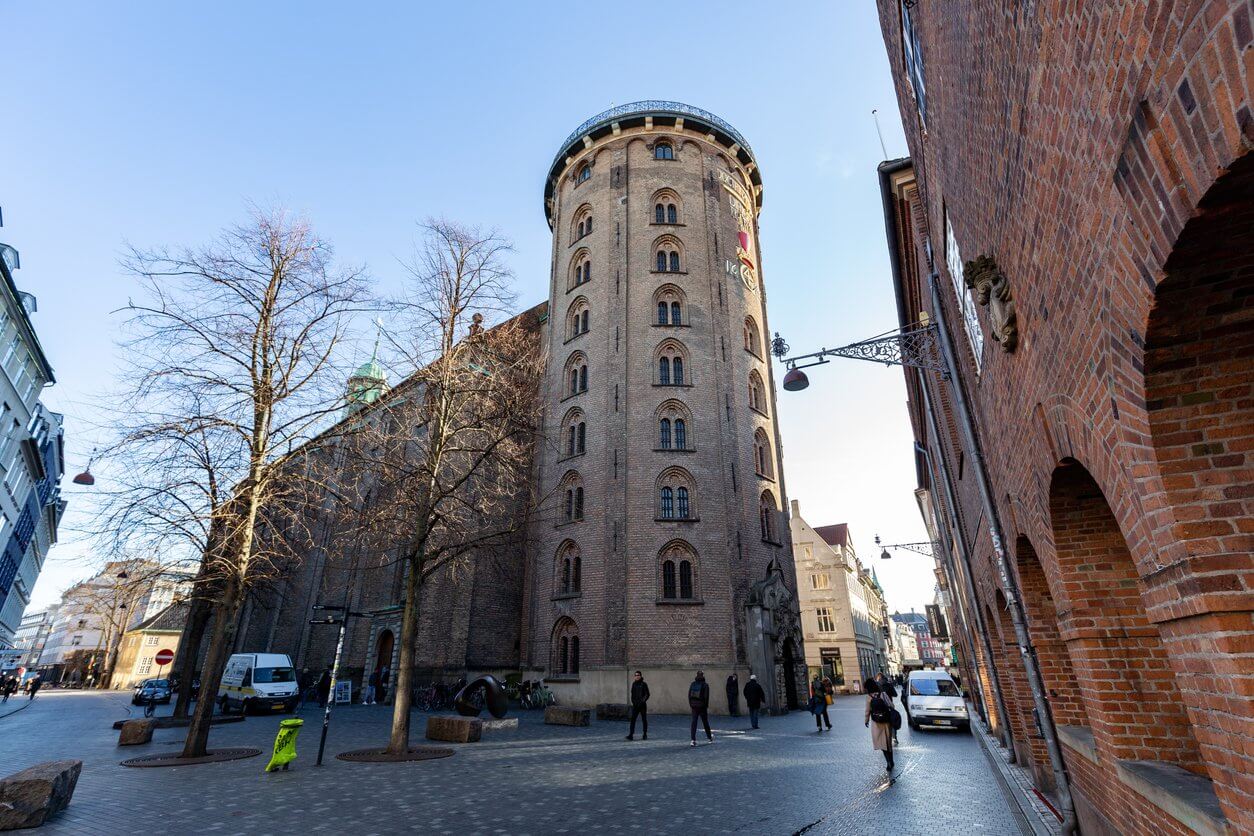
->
551 101 754 170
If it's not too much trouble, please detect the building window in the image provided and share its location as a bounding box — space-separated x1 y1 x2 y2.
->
753 428 773 478
660 486 674 518
657 467 696 519
551 617 579 675
560 471 585 522
654 285 685 326
945 210 984 371
659 541 698 600
144 635 160 647
658 357 671 385
565 352 589 397
558 542 581 595
573 206 593 240
137 656 152 675
655 341 689 386
811 572 830 590
677 487 690 519
654 142 674 160
577 164 591 183
816 607 836 633
655 249 681 272
674 418 686 449
901 1 927 125
655 400 692 451
759 490 777 541
568 299 590 340
749 371 768 414
744 317 761 357
659 418 671 449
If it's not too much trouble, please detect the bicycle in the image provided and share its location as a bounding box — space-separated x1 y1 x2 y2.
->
143 693 156 718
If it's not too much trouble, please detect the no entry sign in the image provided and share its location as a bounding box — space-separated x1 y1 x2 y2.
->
154 649 175 666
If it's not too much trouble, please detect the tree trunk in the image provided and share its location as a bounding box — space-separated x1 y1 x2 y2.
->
173 594 212 719
386 551 422 755
181 577 242 758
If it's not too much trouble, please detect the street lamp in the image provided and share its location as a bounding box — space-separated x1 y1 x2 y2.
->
873 534 939 561
72 448 97 486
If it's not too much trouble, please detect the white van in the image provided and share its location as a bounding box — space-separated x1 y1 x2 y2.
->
903 669 969 731
218 653 299 715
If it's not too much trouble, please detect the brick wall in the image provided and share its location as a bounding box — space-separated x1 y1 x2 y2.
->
877 0 1252 830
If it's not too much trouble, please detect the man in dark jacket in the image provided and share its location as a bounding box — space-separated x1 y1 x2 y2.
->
725 673 740 716
317 666 333 708
626 671 650 741
743 674 766 729
688 670 713 746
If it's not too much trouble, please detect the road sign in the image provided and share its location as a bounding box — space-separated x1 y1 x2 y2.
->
154 649 175 666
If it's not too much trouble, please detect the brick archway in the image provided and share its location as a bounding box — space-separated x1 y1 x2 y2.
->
1142 151 1253 825
1049 459 1200 769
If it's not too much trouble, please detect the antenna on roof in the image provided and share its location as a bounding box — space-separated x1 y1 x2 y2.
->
871 109 889 159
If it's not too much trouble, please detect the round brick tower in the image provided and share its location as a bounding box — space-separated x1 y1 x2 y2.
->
525 102 805 714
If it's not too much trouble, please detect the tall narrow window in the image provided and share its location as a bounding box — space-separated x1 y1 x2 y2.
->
657 251 667 272
658 302 668 324
577 422 585 454
667 204 677 224
571 637 580 673
901 1 927 125
679 560 693 598
562 559 572 594
574 486 584 520
673 357 684 385
560 636 569 671
677 487 690 519
660 418 672 449
568 426 577 456
660 486 674 518
655 204 665 224
584 216 592 234
570 369 579 395
671 301 681 325
572 556 581 593
566 489 575 521
663 560 677 598
579 366 588 392
659 357 671 385
674 419 686 449
669 251 680 272
578 164 591 183
580 310 589 333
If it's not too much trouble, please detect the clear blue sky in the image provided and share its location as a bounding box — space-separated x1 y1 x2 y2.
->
3 1 935 616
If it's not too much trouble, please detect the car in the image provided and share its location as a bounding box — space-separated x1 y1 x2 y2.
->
132 678 173 706
903 669 969 732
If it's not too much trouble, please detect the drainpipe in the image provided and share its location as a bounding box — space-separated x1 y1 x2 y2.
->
913 436 1001 741
929 274 1077 834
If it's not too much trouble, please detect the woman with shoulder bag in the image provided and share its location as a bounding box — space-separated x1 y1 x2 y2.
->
864 678 895 776
810 675 832 732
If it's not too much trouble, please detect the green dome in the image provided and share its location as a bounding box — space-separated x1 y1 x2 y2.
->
352 357 385 382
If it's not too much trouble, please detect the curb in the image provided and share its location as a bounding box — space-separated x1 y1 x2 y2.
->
971 716 1059 836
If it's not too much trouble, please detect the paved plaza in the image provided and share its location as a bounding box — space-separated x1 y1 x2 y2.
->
0 691 1026 835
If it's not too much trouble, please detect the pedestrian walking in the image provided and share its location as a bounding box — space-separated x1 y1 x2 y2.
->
377 665 390 704
743 674 765 729
864 679 895 776
626 671 650 741
27 676 41 701
876 672 900 743
317 666 332 708
725 673 740 716
810 675 832 731
687 670 713 746
1 675 14 702
364 669 379 705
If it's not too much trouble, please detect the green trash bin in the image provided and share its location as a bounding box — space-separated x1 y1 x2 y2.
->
265 718 304 772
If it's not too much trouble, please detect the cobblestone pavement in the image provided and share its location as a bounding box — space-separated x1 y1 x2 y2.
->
0 691 1026 835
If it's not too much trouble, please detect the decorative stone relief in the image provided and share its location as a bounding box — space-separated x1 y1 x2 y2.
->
963 255 1019 352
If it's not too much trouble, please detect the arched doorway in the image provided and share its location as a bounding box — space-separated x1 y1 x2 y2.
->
1143 152 1252 822
374 630 394 678
782 638 799 710
1049 459 1199 768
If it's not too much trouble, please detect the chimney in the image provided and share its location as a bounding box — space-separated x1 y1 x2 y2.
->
790 499 800 517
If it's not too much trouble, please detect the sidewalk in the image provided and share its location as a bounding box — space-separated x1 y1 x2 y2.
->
971 714 1064 836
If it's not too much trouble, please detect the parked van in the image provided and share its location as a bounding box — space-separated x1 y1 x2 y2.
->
218 653 298 715
903 669 969 732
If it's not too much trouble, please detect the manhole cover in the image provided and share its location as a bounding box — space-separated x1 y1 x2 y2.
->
336 746 455 763
120 747 262 768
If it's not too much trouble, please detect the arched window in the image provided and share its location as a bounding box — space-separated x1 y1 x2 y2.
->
568 298 589 340
574 486 584 519
579 365 588 392
551 617 579 675
754 428 773 478
654 142 674 160
564 353 588 397
577 164 591 183
555 541 581 596
656 250 668 272
656 467 696 519
760 490 777 541
749 371 768 414
671 302 681 325
570 368 579 395
658 301 668 325
655 399 693 451
744 317 761 356
653 284 685 327
569 250 591 291
568 425 577 456
650 189 682 225
674 418 686 449
580 310 589 333
562 407 587 457
659 540 698 600
655 340 689 386
667 204 677 224
577 422 585 454
655 204 666 224
659 418 672 449
559 472 584 522
669 251 680 272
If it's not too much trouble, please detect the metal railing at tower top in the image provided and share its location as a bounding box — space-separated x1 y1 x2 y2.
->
551 101 754 167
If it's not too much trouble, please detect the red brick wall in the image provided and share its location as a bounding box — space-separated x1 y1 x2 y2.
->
877 0 1252 829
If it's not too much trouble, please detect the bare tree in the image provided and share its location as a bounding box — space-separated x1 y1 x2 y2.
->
115 207 371 758
341 220 544 755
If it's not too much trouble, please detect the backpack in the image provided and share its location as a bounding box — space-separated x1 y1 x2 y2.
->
870 693 892 724
688 681 705 706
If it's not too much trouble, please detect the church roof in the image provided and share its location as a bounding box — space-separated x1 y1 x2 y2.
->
813 523 849 549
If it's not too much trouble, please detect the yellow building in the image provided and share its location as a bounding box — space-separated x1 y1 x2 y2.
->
113 602 185 688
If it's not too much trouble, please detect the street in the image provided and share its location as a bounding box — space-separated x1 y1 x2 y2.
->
0 691 1025 835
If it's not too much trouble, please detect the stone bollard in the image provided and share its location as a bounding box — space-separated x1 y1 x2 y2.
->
0 760 83 830
425 716 483 743
544 706 591 726
595 703 631 721
117 719 155 746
